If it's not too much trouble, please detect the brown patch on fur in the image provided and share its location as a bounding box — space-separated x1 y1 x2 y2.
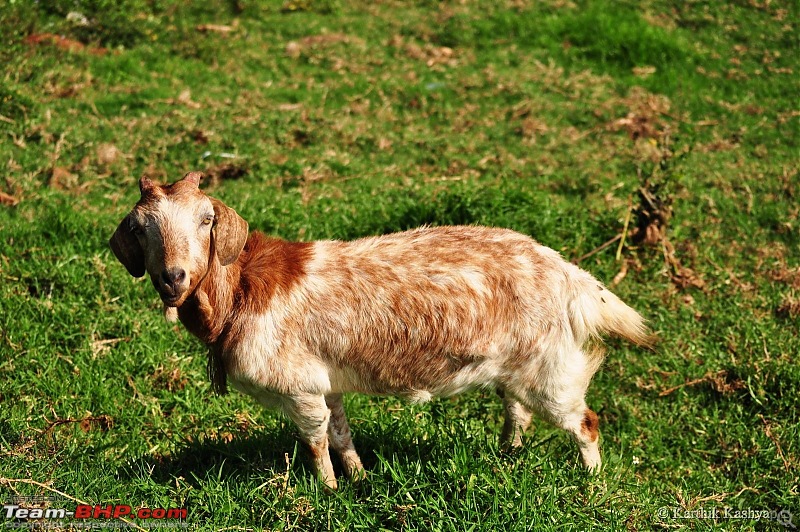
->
581 409 599 442
177 232 313 394
235 233 313 313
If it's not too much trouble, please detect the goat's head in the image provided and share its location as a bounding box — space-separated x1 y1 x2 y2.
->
110 172 249 307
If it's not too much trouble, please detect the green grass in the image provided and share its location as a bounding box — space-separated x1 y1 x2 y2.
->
1 0 798 530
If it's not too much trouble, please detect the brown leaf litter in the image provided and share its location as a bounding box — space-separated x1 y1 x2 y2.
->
25 33 108 56
388 35 458 68
631 180 673 247
776 296 800 319
41 414 114 435
49 166 79 191
96 143 123 166
0 191 19 206
656 370 746 397
609 87 672 141
196 20 239 34
203 163 248 187
150 367 188 392
285 33 365 58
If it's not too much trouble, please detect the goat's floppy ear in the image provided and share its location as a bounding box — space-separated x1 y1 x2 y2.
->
210 198 249 266
109 214 146 277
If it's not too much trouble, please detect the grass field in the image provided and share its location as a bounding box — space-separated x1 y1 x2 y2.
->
0 0 798 530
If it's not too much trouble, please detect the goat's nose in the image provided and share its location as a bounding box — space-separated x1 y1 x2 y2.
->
160 267 186 291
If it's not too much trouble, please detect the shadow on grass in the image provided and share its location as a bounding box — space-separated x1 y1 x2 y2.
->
120 430 303 486
120 425 443 487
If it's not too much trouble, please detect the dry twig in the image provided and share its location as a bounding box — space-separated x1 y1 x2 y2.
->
572 234 622 264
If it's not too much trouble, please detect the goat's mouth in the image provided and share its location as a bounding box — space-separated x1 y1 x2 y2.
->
153 278 190 307
158 288 190 307
160 293 182 305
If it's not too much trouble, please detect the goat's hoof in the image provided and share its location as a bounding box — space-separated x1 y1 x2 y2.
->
321 477 338 492
348 466 367 482
582 460 602 474
500 440 525 455
343 455 366 482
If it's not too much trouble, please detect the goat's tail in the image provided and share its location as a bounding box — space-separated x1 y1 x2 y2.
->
568 273 654 348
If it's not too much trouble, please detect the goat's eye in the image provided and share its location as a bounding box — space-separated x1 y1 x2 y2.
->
201 215 214 226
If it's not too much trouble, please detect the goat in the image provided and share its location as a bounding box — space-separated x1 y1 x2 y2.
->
110 172 652 489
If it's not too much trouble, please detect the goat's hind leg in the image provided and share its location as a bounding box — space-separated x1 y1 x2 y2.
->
515 349 604 470
325 394 366 481
524 397 602 470
573 407 601 470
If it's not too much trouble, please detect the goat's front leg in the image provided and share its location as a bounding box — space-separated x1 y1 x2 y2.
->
283 394 337 490
325 394 366 481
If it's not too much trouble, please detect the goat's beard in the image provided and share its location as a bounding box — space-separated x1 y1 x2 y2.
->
164 305 178 322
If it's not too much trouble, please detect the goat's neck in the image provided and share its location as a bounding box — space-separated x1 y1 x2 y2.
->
177 257 241 346
175 232 312 346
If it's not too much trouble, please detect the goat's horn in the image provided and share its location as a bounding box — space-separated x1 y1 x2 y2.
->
139 175 154 193
183 171 203 187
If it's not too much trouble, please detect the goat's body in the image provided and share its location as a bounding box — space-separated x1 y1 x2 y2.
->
180 225 648 486
111 175 651 490
220 227 618 400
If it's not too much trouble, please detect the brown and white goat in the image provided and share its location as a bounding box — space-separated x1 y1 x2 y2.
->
110 172 651 489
